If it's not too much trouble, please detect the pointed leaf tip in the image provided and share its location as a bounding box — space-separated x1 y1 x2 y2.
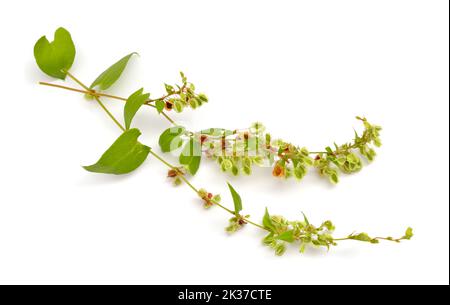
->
124 88 150 130
83 128 150 175
90 52 138 90
263 207 275 232
227 182 242 215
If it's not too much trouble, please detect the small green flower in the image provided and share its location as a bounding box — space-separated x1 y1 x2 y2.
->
225 216 246 233
274 243 287 256
220 159 233 172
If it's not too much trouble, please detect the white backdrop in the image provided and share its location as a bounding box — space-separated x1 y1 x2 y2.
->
0 0 448 284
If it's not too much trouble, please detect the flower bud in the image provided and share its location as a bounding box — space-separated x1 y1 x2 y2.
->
164 100 173 110
167 169 178 178
173 177 182 186
200 135 208 145
272 162 285 178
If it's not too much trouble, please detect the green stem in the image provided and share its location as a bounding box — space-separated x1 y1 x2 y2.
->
63 72 125 131
39 81 127 101
161 111 177 125
39 73 404 250
211 199 235 215
244 218 268 231
39 80 177 126
37 81 337 155
148 148 243 218
333 237 403 243
332 237 352 241
148 149 198 194
149 148 266 230
40 76 241 223
61 74 237 219
65 70 91 91
94 96 126 131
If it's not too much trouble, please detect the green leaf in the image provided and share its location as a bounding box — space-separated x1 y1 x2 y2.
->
227 182 242 215
220 159 233 172
275 243 287 256
155 100 165 114
277 230 296 243
299 243 307 254
294 165 306 180
302 212 310 226
164 83 174 94
124 88 150 130
197 93 208 103
243 166 252 175
200 128 234 137
83 128 150 175
322 221 335 231
179 138 202 175
349 233 378 243
33 27 76 80
404 227 414 240
262 233 275 246
180 71 187 83
351 233 371 242
263 208 276 232
173 100 184 113
231 165 239 176
90 53 137 90
158 126 186 152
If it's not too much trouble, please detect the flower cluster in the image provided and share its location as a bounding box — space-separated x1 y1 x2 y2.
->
191 117 381 184
262 210 337 255
225 215 248 233
159 72 208 113
167 167 186 186
262 209 413 256
313 117 382 183
198 188 221 209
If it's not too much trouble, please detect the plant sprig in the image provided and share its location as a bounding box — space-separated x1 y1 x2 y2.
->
42 75 383 183
34 27 413 255
162 116 382 184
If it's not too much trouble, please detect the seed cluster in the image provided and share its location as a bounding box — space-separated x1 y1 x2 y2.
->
177 117 382 184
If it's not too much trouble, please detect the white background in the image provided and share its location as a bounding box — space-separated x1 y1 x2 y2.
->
0 0 448 285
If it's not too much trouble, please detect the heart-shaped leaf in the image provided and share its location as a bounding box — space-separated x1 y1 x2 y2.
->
90 53 137 90
179 138 202 175
83 128 150 175
33 27 76 80
158 126 186 152
124 88 150 130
